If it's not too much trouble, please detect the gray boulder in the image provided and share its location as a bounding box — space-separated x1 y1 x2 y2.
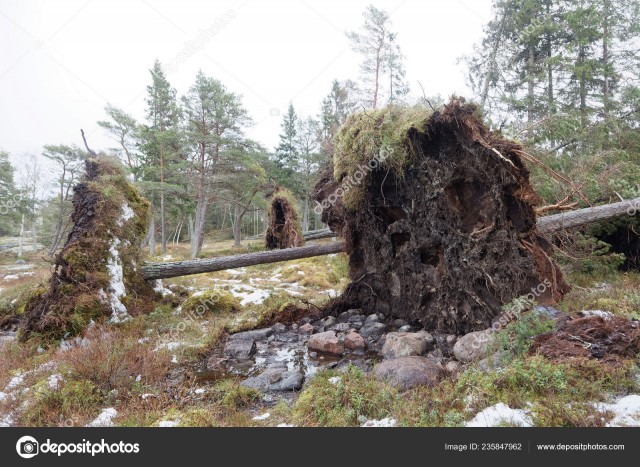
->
453 328 493 363
373 356 443 390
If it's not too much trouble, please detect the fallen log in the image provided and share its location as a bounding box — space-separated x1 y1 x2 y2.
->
142 241 345 280
141 197 640 281
537 196 640 233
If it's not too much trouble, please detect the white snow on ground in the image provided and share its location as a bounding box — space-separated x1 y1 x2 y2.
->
362 418 397 427
158 420 180 427
48 374 63 389
87 408 118 427
598 395 640 427
2 272 35 281
466 403 533 427
224 268 247 275
0 264 34 271
252 412 271 421
580 310 614 319
161 255 173 261
153 280 174 297
229 286 272 306
117 203 135 227
277 423 296 427
105 238 130 323
0 413 14 427
328 376 342 385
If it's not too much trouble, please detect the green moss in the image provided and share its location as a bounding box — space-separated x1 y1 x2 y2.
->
292 366 399 427
182 290 241 316
22 379 100 426
333 106 432 209
211 379 261 409
0 283 47 317
490 311 556 360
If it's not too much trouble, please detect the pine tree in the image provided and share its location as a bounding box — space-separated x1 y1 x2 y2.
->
140 60 181 256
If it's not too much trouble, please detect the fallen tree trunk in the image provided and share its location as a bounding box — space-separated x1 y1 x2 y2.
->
142 242 345 280
141 198 640 281
279 198 640 241
537 197 640 233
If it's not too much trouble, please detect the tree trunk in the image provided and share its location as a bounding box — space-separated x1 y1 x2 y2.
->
18 215 24 258
143 242 345 280
191 197 209 259
302 196 310 232
48 219 63 257
579 45 587 127
160 189 167 256
142 197 640 280
233 204 245 247
602 0 610 118
149 213 156 257
527 41 535 125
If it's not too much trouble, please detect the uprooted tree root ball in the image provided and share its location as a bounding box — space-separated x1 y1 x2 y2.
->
265 186 304 249
315 98 569 334
19 156 155 341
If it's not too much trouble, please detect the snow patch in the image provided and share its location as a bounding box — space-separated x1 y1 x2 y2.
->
277 423 296 427
3 272 35 281
580 310 613 319
48 374 63 389
600 395 640 427
153 280 174 297
466 403 533 427
328 376 342 385
105 238 130 323
252 412 271 421
117 203 135 227
158 420 180 427
361 418 397 427
87 408 118 427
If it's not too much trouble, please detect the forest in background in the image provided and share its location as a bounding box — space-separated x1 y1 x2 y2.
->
2 0 640 266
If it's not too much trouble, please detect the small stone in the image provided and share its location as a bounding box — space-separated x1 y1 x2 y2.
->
322 316 337 327
241 367 304 392
307 331 344 356
224 338 256 360
453 328 493 363
365 314 379 324
338 312 351 323
373 356 443 390
477 351 509 372
446 335 457 345
349 315 365 324
393 319 408 327
381 331 434 358
272 323 287 333
299 323 314 334
230 328 273 341
206 356 226 370
332 323 351 333
398 325 411 332
359 322 387 340
290 323 298 330
309 351 318 358
344 331 366 351
445 361 460 374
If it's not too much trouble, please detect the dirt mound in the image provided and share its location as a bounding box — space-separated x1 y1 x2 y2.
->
265 186 304 249
315 98 569 334
531 315 640 364
20 156 154 341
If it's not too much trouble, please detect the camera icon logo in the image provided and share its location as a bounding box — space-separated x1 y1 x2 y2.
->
16 436 39 459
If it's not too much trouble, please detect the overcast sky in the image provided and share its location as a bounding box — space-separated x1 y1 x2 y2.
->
0 0 493 168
